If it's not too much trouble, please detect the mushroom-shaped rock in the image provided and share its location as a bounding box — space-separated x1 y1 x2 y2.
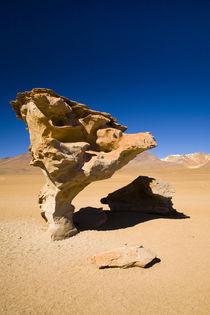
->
11 88 157 240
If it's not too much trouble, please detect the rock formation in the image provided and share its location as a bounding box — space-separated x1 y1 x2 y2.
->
11 88 156 240
87 244 158 268
101 176 178 215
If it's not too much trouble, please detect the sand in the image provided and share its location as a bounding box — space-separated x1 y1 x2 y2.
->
0 167 210 314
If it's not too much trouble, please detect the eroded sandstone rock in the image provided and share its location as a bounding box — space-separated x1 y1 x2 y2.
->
11 88 157 240
88 244 158 268
101 176 178 215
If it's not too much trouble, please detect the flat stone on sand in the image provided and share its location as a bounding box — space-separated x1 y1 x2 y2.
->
88 244 158 269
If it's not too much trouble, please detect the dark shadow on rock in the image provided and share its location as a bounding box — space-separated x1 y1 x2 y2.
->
101 176 189 217
73 176 190 232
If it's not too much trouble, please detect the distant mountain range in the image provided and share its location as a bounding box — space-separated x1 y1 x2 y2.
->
0 152 209 174
122 151 183 170
161 152 210 168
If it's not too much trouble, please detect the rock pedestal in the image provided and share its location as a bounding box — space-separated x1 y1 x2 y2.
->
11 88 157 240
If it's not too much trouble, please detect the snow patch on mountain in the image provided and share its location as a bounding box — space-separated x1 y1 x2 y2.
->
161 153 210 168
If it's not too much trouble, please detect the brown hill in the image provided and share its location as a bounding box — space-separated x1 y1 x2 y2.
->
0 151 183 174
121 151 182 170
0 153 40 174
0 151 198 174
200 161 210 169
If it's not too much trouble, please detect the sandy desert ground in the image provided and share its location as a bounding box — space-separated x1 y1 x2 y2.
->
0 166 210 314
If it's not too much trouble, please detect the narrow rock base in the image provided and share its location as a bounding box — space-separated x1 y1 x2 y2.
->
48 217 78 241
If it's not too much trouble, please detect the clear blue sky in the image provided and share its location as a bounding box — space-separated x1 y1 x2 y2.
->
1 0 209 158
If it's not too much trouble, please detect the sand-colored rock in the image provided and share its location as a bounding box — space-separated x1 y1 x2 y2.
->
101 176 179 215
11 88 156 240
88 244 157 268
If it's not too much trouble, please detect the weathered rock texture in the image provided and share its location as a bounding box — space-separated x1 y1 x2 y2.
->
88 244 158 268
101 176 178 215
11 88 156 240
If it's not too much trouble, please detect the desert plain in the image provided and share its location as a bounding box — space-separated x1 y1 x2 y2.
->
0 158 210 314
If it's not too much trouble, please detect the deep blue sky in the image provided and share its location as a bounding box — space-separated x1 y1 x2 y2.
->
1 0 209 158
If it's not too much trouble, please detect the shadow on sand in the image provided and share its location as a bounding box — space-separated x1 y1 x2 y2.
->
100 210 189 231
73 175 190 232
74 208 189 232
